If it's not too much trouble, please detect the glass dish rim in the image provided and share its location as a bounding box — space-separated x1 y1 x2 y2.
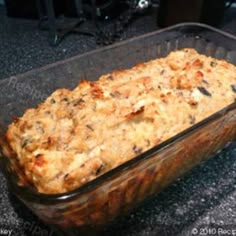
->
1 22 236 204
1 22 236 84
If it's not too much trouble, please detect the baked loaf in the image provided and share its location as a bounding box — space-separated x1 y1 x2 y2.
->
5 49 236 194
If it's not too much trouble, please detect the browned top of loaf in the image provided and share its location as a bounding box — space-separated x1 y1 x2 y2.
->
5 48 236 194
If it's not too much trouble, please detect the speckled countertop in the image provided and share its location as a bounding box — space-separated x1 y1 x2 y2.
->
0 4 236 236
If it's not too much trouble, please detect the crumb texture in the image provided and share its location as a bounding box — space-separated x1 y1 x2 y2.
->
5 49 236 194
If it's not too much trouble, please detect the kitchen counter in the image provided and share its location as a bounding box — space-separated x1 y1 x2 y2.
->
0 4 236 236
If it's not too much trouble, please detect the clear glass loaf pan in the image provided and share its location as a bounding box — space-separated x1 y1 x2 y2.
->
0 23 236 235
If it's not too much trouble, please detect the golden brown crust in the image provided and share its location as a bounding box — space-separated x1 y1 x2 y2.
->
4 48 236 194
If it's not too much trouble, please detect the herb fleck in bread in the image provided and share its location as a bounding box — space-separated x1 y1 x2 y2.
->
5 49 236 194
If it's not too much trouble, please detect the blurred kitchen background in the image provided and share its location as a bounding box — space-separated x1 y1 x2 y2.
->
0 0 236 81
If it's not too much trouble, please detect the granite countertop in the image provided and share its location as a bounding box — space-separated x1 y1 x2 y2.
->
0 4 236 236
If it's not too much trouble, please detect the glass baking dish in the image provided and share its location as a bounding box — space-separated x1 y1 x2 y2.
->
0 23 236 236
